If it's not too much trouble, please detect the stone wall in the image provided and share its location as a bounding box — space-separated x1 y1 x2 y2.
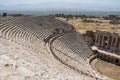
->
94 30 120 52
93 50 120 66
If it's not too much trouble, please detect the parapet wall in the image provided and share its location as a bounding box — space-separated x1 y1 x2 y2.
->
93 49 120 66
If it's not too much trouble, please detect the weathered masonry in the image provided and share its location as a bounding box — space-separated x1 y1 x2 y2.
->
94 30 120 51
93 50 120 66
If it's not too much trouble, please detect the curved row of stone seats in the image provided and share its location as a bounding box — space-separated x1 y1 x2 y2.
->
53 32 94 62
0 16 74 54
11 17 52 38
29 16 73 31
51 33 102 79
0 22 30 45
52 39 86 65
4 17 52 40
52 34 95 71
65 32 93 60
5 16 73 40
0 22 45 53
0 16 13 22
52 47 96 79
0 23 29 44
7 16 71 31
5 17 44 37
1 16 69 54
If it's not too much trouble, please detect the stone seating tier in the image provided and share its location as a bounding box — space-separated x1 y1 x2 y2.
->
0 16 106 79
52 32 94 61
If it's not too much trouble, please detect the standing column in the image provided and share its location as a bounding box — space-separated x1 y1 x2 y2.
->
101 35 104 47
107 36 110 48
110 36 114 48
97 34 100 46
98 35 101 46
95 34 98 44
115 37 118 50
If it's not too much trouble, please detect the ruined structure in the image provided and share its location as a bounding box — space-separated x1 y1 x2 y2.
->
83 30 120 52
83 30 95 45
83 30 120 66
93 30 120 66
0 16 111 80
95 30 120 51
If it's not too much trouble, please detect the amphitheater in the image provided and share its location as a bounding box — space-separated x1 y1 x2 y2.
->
0 16 113 80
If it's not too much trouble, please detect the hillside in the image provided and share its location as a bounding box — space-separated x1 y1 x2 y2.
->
57 17 120 34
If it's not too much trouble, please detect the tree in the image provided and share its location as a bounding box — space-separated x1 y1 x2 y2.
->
3 12 7 17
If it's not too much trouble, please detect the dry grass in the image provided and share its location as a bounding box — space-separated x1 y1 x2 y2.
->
66 18 120 34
